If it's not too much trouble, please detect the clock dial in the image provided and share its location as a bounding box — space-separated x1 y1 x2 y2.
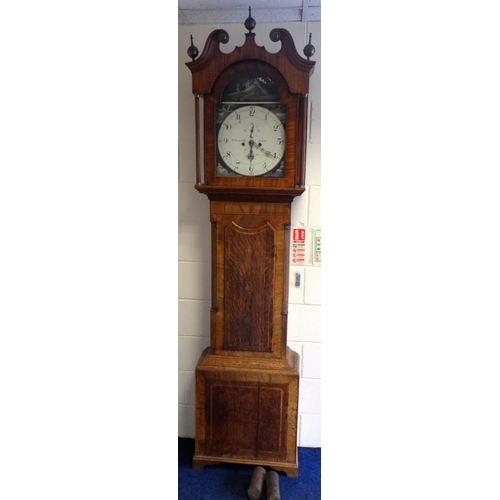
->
217 105 285 177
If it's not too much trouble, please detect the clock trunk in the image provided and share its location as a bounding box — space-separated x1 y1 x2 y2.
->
192 201 299 476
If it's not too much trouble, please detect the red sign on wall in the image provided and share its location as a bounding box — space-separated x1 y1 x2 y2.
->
293 229 306 242
291 228 306 264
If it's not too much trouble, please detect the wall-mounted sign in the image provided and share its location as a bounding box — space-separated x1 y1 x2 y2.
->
313 229 321 264
292 228 306 264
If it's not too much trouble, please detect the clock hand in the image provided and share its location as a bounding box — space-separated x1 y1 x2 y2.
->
249 140 275 159
246 140 255 162
244 124 257 162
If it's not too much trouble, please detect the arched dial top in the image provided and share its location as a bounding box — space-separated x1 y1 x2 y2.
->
186 30 315 96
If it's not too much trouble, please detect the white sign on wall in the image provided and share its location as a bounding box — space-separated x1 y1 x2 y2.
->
313 229 321 264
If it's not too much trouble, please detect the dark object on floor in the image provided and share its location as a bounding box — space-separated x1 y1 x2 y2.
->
178 438 321 500
266 470 280 500
248 466 266 499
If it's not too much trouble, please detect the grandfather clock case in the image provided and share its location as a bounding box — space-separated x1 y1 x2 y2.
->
185 12 315 478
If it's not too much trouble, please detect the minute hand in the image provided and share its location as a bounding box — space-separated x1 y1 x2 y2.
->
248 140 277 158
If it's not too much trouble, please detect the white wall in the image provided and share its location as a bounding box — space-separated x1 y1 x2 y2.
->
178 21 321 447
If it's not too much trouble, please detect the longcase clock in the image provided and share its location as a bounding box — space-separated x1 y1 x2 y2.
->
185 10 315 478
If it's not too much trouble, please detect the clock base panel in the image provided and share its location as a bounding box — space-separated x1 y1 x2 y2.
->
193 347 300 477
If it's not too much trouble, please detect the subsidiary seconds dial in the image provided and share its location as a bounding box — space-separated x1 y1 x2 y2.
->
217 105 286 177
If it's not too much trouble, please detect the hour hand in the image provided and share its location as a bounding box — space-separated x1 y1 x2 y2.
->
246 141 255 161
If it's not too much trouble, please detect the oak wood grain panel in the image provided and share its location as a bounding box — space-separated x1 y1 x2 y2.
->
223 221 275 351
257 385 288 457
208 382 260 456
204 378 289 461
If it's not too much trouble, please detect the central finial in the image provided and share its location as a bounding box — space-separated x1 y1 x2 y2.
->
244 6 256 33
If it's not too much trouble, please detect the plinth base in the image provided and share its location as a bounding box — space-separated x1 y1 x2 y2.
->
193 347 300 478
193 448 299 477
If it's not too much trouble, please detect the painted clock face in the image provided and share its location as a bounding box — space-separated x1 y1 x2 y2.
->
217 105 285 177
